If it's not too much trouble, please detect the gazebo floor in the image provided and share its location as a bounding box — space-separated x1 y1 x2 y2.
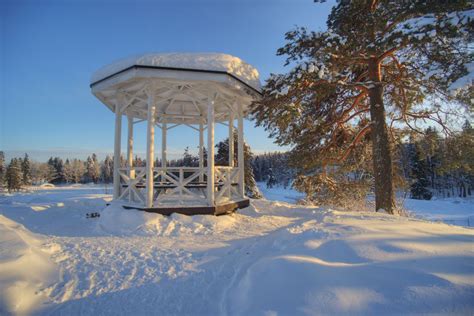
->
122 199 250 216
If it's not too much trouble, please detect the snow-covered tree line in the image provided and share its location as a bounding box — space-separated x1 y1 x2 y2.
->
251 122 474 203
0 153 33 192
42 154 114 185
401 121 474 200
0 135 263 197
1 119 472 199
251 152 296 189
0 153 114 192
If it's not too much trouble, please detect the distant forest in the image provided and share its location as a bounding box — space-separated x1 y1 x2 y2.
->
1 122 473 201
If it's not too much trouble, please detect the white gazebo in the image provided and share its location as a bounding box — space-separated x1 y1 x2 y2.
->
90 53 261 215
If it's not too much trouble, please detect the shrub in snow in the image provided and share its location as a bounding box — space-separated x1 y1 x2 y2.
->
294 173 371 211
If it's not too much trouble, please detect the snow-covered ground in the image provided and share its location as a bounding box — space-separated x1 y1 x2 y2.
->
257 183 305 204
259 183 474 228
0 185 473 315
404 197 474 228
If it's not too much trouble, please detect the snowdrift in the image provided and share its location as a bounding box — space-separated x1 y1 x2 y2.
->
98 202 239 236
0 215 59 315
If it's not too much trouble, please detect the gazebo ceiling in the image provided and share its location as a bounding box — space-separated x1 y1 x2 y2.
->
90 53 262 124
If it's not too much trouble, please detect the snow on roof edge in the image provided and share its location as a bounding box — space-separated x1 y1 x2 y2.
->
91 52 262 92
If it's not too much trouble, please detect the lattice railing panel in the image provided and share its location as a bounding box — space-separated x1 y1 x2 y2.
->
153 167 208 205
215 166 240 203
118 167 146 204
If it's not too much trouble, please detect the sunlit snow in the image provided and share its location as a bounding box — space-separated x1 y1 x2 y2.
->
0 185 473 315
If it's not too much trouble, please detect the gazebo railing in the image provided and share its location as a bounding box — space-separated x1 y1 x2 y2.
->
153 167 208 205
117 166 241 207
215 166 240 203
118 167 147 204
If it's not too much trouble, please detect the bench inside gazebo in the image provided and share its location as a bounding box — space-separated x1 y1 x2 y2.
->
90 53 261 215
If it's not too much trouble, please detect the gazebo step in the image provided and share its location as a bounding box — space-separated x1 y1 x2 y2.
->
122 199 250 216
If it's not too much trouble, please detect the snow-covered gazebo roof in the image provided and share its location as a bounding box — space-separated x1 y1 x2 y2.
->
90 53 261 124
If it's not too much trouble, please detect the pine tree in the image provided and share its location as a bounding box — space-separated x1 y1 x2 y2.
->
134 155 144 167
439 120 474 197
101 155 114 183
251 156 262 182
252 1 473 213
56 157 65 183
47 157 65 183
86 156 93 182
266 167 277 188
92 153 100 183
183 147 198 167
6 158 23 192
85 155 100 183
21 153 31 186
409 144 433 200
416 127 442 190
46 164 58 183
215 134 262 198
251 151 296 188
63 159 73 183
72 159 86 183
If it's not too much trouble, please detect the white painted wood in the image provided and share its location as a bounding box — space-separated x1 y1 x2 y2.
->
237 106 245 197
207 96 215 206
127 115 135 202
92 70 258 126
120 95 134 114
113 103 122 200
153 167 207 204
184 123 199 131
162 122 167 169
199 119 204 182
229 111 234 167
166 123 180 130
146 88 156 208
127 115 135 178
118 167 146 204
93 55 262 207
179 168 184 202
133 118 146 125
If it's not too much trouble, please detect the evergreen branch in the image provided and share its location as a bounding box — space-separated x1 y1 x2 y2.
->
370 0 379 12
378 45 405 63
338 124 373 162
341 107 370 124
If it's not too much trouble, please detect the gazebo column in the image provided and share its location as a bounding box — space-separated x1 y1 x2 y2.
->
146 89 156 208
237 106 245 198
199 118 204 182
229 111 234 167
207 97 215 206
162 122 167 170
113 103 122 200
127 115 135 201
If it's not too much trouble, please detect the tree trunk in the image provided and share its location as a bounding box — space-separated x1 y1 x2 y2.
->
368 59 396 214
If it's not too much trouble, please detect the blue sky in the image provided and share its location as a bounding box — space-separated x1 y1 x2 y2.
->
1 0 332 161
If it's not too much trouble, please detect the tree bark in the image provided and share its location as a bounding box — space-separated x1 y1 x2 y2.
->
368 59 396 214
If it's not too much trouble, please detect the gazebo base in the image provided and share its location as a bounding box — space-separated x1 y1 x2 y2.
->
122 199 250 216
